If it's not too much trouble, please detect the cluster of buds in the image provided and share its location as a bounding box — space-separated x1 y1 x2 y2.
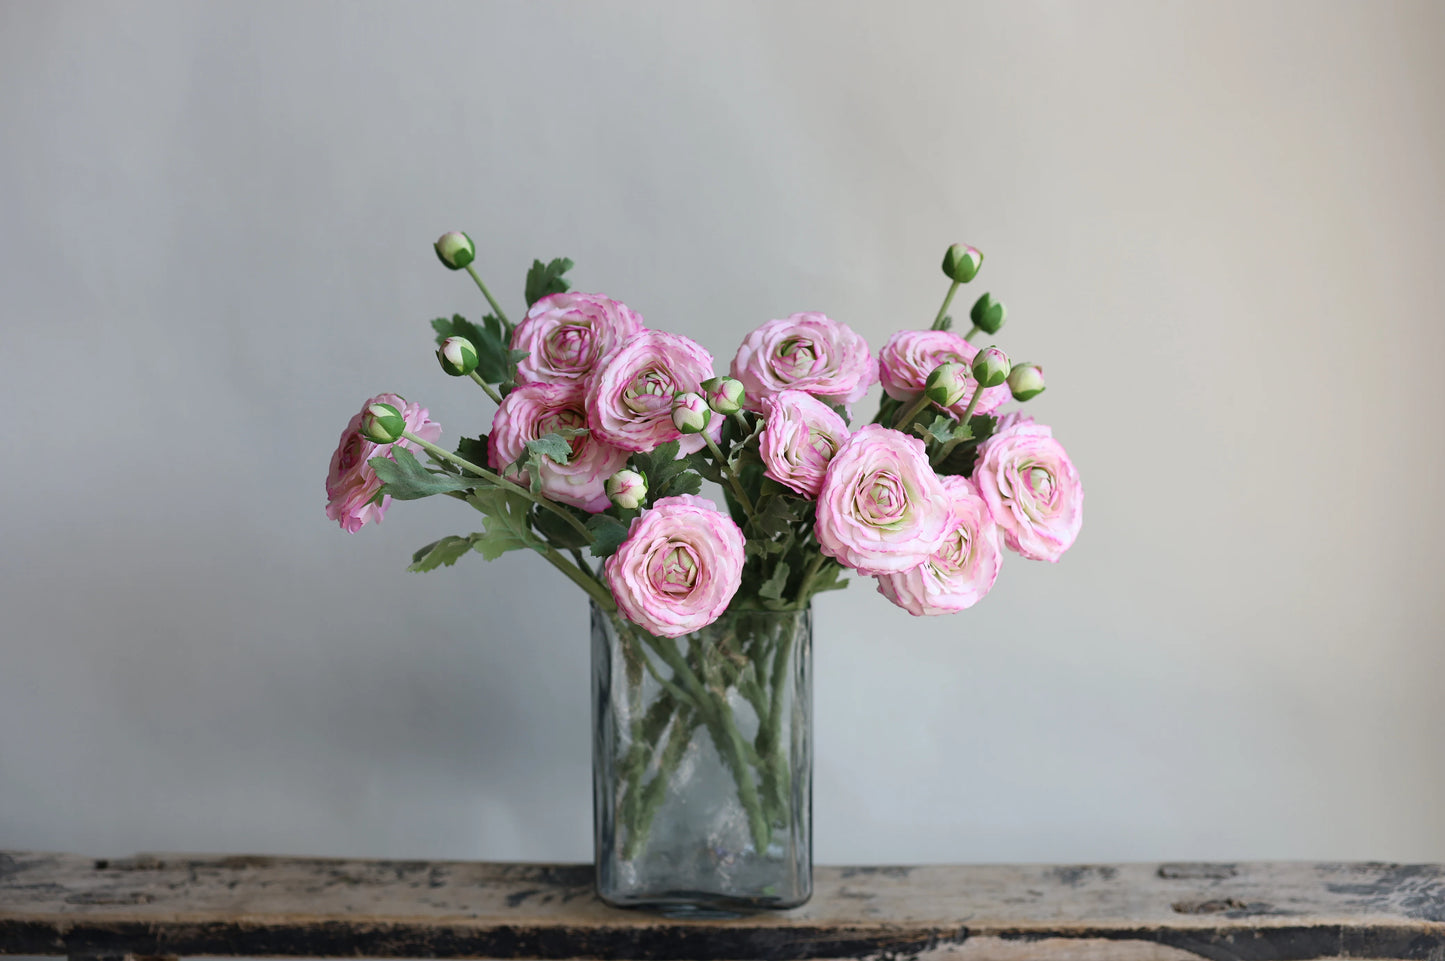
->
360 402 405 445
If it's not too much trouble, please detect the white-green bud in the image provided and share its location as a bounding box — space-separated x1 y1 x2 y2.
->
942 243 983 283
433 231 476 271
971 346 1011 389
1007 363 1046 401
970 292 1007 335
671 392 713 434
606 469 647 510
701 376 746 415
924 363 969 408
437 336 479 377
360 402 406 444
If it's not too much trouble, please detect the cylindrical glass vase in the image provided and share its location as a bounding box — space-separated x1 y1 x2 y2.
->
591 602 812 912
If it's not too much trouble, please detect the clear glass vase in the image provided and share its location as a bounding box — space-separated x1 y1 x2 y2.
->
591 602 813 913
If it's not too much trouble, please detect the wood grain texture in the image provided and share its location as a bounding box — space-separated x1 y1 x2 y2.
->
1 853 1441 960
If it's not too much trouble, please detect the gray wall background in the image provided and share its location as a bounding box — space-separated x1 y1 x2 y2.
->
3 0 1443 865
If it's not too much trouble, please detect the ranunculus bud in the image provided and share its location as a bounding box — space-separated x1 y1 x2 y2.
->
671 392 713 434
436 336 479 376
970 293 1007 335
606 469 648 510
360 402 406 444
1007 363 1046 401
942 243 983 284
971 346 1011 389
701 376 746 415
924 363 969 408
433 231 476 270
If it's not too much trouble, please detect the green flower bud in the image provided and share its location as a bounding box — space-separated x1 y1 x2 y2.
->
1007 363 1046 401
942 243 983 283
701 376 746 415
924 362 969 408
436 336 479 377
606 469 648 510
433 231 475 271
971 345 1011 389
970 292 1007 335
360 402 406 444
671 392 713 434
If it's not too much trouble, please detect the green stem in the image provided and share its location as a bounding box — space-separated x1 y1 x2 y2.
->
932 280 961 330
962 324 980 343
464 264 511 331
540 547 615 612
892 393 932 431
401 431 593 544
931 386 985 467
703 433 755 516
468 370 503 405
793 552 830 606
624 705 701 860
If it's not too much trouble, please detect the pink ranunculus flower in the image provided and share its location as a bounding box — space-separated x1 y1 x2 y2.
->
325 393 442 533
875 476 1003 615
512 292 645 386
586 329 721 454
973 415 1083 562
730 312 878 412
758 389 851 498
814 424 951 575
605 495 746 637
488 383 630 513
878 329 1010 419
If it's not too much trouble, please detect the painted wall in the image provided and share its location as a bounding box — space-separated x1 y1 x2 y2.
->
2 0 1442 864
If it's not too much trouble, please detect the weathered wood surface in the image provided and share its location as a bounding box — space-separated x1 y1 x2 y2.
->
1 853 1442 960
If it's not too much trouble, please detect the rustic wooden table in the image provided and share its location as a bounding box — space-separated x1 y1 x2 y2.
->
1 853 1441 960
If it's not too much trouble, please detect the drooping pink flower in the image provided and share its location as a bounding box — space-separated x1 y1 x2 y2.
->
875 476 1003 615
973 416 1083 562
758 389 850 498
512 292 645 386
730 312 877 411
488 383 630 513
878 329 1010 419
605 495 746 637
814 424 951 575
586 330 720 454
325 393 442 533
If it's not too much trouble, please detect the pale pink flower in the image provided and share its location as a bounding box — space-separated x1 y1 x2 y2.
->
605 495 746 637
586 330 721 454
758 390 850 498
875 476 1003 615
973 416 1083 562
730 312 877 411
325 393 442 533
512 292 645 386
878 330 1010 419
488 383 630 513
814 424 951 574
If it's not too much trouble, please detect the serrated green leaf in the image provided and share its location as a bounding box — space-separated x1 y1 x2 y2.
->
524 257 575 307
913 414 965 447
408 535 475 572
759 560 791 602
369 448 478 500
586 513 631 558
455 434 490 468
525 432 575 467
434 313 513 384
746 494 806 541
665 472 703 498
467 487 542 560
432 314 486 350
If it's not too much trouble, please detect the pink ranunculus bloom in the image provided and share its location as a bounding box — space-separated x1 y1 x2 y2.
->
730 312 878 412
814 424 951 575
512 292 645 386
605 495 746 637
878 329 1010 419
875 475 1003 615
758 389 851 498
586 329 721 454
325 393 442 533
972 415 1083 562
488 382 630 513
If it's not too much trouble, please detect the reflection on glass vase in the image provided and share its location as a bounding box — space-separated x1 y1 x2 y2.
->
591 602 812 913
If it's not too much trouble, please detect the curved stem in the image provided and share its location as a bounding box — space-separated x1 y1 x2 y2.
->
463 264 512 331
401 431 593 543
892 393 932 431
703 433 755 516
468 370 503 405
540 547 616 612
932 280 961 330
962 324 981 343
931 386 985 467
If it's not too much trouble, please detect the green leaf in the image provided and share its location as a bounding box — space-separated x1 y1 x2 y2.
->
807 562 851 596
629 442 695 501
913 414 966 447
968 414 998 445
408 535 476 572
455 434 490 468
467 487 542 560
759 560 791 602
532 505 591 550
369 448 478 500
666 472 703 498
433 313 513 384
525 431 575 467
746 494 806 541
431 314 486 350
586 513 631 558
524 257 575 307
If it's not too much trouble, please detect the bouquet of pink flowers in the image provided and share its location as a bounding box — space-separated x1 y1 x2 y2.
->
326 235 1081 632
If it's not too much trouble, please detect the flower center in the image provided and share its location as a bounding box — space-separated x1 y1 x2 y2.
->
544 323 593 370
338 433 364 471
652 544 700 596
539 407 588 456
624 366 675 415
776 337 820 379
859 471 908 526
1026 465 1055 504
